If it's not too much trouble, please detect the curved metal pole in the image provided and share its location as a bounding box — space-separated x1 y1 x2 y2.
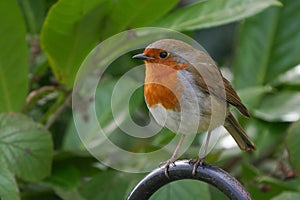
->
127 160 252 200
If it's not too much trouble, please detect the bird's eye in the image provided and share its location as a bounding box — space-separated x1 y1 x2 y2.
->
159 51 168 59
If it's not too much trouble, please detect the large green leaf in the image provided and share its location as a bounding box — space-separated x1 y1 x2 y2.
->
150 180 211 200
44 164 81 190
0 0 29 112
267 0 300 83
271 64 300 86
41 0 112 89
241 163 260 183
155 0 280 31
233 8 278 89
285 120 300 172
237 85 273 109
63 77 144 153
234 0 300 89
63 79 118 153
17 0 47 34
242 118 287 158
79 170 143 200
253 91 300 122
271 192 300 200
101 0 179 37
0 166 20 200
44 163 83 200
0 113 53 181
250 176 300 199
41 153 100 200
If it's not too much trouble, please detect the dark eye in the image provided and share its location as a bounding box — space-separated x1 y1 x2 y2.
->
159 51 168 59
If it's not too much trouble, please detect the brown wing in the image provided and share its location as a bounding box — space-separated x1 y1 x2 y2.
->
223 78 250 117
186 50 250 118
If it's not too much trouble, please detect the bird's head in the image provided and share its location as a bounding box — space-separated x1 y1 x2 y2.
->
133 39 195 70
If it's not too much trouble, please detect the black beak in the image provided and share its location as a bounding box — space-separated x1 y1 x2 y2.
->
132 53 152 60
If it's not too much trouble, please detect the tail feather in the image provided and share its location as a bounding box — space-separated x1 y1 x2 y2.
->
224 112 256 151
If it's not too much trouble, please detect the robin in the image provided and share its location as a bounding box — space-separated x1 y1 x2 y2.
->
133 39 256 176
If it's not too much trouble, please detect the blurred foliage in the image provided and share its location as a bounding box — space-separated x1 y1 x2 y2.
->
0 0 300 199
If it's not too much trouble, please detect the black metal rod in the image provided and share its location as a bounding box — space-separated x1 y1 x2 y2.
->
127 160 252 200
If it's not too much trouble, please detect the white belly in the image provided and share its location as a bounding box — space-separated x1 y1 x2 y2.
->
148 70 222 135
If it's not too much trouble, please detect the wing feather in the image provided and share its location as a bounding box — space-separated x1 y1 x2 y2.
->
186 50 250 118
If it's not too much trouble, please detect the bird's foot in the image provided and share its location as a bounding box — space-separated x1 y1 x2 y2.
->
189 157 205 176
159 158 177 178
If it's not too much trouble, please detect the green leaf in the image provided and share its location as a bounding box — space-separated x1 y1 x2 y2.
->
253 91 300 122
53 188 85 200
252 176 300 199
243 118 287 158
271 192 300 200
0 113 53 181
17 0 47 34
259 176 300 191
233 7 278 89
155 0 281 31
237 86 273 109
44 164 81 190
63 121 87 154
0 0 29 112
150 180 210 200
63 79 118 153
271 64 300 86
79 170 143 200
41 0 112 89
209 186 228 200
63 77 144 154
41 153 100 200
44 163 84 200
286 120 300 172
102 0 179 37
0 166 20 200
241 163 260 183
267 0 300 83
234 0 300 89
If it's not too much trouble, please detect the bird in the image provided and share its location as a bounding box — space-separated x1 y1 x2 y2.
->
133 39 256 176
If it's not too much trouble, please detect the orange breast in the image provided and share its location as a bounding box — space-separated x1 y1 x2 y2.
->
144 64 183 111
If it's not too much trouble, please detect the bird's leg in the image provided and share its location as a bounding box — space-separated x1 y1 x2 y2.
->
192 130 212 175
160 134 186 178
